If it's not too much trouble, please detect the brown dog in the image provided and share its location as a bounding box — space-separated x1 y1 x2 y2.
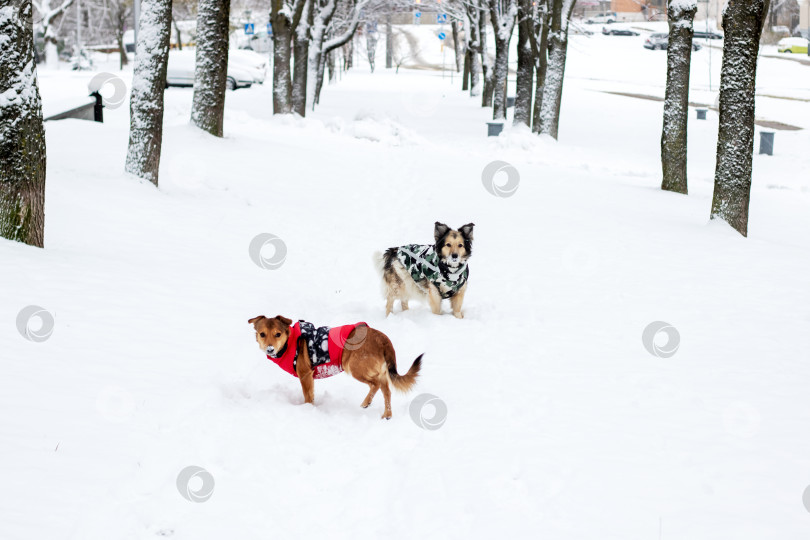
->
248 315 422 419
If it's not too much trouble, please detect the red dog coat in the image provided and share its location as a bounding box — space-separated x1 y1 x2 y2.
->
266 320 367 380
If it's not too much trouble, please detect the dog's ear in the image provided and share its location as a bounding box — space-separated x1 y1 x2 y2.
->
248 316 266 325
459 223 475 241
434 222 450 243
275 315 293 327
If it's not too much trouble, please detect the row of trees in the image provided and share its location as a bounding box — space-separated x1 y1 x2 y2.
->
658 0 770 236
0 0 776 249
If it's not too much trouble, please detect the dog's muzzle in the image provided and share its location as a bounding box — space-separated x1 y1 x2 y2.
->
266 345 276 357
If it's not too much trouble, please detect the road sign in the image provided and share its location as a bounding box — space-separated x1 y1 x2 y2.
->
244 23 255 35
437 13 447 24
414 11 421 25
267 23 273 36
414 11 421 17
438 32 446 40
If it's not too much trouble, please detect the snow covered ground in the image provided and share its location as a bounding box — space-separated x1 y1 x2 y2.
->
2 32 810 539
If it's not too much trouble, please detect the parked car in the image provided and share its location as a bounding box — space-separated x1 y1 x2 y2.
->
229 48 269 84
165 50 253 90
602 27 639 36
777 37 809 53
586 12 617 24
693 30 723 40
643 33 702 51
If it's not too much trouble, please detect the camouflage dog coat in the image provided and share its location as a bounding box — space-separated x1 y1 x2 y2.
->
395 244 469 299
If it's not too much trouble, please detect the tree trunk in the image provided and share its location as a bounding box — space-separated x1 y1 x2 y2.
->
190 0 230 136
271 1 294 114
173 18 183 50
462 49 471 91
0 0 47 247
479 13 493 107
385 14 393 69
514 6 533 127
710 0 770 236
660 0 696 194
115 32 128 69
366 28 378 72
451 20 462 72
467 10 482 97
491 36 510 119
292 0 312 116
531 2 550 133
538 0 574 139
125 0 171 185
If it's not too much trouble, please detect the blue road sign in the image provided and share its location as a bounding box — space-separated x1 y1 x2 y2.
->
414 11 421 17
244 23 255 35
437 13 447 24
438 32 446 40
267 23 273 36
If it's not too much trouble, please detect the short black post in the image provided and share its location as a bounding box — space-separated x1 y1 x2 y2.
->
506 96 516 108
696 108 707 120
759 131 774 155
91 92 104 123
487 122 504 137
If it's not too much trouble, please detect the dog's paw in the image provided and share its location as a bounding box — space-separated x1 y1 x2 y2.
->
381 411 392 420
453 311 464 319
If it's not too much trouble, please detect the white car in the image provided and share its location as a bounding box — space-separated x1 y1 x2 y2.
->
166 50 253 90
229 49 269 84
586 12 617 24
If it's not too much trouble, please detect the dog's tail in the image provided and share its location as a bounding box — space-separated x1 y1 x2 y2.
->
387 353 423 393
372 250 386 276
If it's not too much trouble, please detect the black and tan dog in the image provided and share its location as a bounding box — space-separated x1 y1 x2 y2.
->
248 315 422 419
378 222 474 318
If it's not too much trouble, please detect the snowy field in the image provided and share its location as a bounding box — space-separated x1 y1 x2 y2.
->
2 30 810 539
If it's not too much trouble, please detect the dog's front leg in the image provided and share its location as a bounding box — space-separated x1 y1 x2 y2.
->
427 283 443 315
450 283 467 319
295 338 315 404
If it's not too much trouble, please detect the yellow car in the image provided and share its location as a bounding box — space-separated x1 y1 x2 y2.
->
777 38 808 53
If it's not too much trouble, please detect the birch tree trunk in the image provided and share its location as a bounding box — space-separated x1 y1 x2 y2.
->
660 0 696 194
191 0 230 137
124 0 171 186
292 0 312 116
479 11 493 107
488 0 517 120
36 0 77 68
385 14 392 69
514 0 534 126
710 0 770 236
462 49 471 90
531 0 550 132
464 5 483 96
538 0 574 138
491 36 509 118
451 20 462 72
0 0 47 247
271 0 294 114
